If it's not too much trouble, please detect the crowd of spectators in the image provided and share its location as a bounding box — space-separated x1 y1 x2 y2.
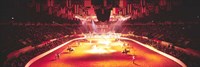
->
119 21 200 66
121 22 200 50
3 36 80 67
0 22 83 66
125 33 200 67
1 20 199 67
1 23 82 49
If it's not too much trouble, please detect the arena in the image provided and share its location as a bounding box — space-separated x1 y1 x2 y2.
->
1 0 200 67
26 34 184 67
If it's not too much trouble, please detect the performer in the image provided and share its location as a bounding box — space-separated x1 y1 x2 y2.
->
132 55 136 64
55 53 60 60
67 47 74 52
122 48 130 54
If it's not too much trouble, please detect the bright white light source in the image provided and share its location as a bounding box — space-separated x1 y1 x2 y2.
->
11 17 14 20
86 45 116 54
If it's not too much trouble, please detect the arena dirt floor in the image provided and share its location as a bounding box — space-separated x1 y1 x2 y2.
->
29 39 181 67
